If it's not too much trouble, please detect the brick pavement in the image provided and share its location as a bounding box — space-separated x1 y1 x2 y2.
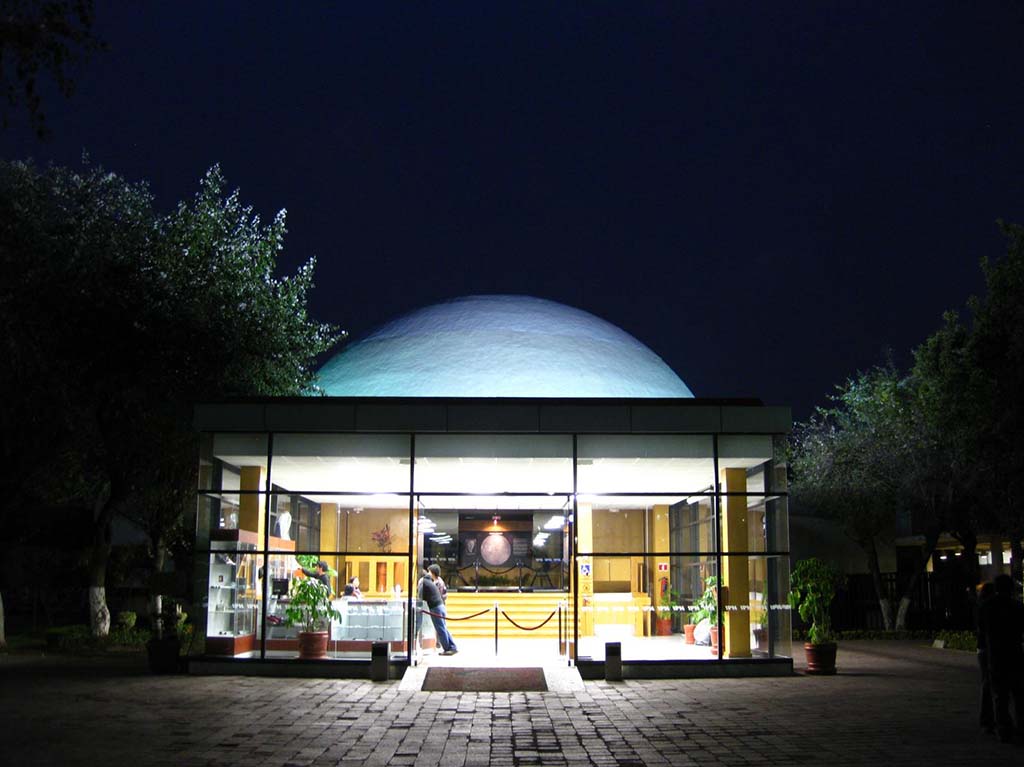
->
2 641 1019 766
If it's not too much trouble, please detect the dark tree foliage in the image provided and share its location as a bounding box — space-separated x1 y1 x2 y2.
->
0 159 341 635
0 0 103 138
792 222 1024 630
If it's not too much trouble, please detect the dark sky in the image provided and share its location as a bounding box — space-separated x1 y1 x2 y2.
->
4 2 1024 419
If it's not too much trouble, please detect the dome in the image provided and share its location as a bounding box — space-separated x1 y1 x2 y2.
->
317 295 693 398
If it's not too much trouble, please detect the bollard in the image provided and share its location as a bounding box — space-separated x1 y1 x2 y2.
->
605 641 622 681
371 641 389 681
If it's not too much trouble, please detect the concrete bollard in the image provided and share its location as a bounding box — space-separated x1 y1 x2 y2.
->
605 641 622 681
371 641 389 681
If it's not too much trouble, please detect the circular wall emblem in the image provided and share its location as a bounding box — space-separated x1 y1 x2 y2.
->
480 534 512 566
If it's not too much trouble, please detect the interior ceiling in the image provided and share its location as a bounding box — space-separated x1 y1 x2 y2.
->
215 453 766 508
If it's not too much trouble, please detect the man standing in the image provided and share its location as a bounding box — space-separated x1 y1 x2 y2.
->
429 564 448 603
419 567 458 655
980 574 1024 742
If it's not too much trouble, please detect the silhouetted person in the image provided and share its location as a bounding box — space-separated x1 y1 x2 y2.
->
980 574 1024 742
418 568 458 655
975 581 995 733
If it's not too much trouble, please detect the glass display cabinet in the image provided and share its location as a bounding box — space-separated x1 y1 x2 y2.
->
205 530 259 656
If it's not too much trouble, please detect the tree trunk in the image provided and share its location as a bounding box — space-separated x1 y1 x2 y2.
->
150 539 166 639
88 518 112 638
895 527 941 630
864 536 894 630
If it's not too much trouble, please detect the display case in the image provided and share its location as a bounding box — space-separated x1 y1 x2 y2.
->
205 530 259 656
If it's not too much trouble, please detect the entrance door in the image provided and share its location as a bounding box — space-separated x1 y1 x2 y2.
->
413 495 572 662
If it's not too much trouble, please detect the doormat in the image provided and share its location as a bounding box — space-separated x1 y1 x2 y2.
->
422 667 548 692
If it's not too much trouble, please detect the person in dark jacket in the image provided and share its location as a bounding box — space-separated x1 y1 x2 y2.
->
975 581 995 733
419 568 458 655
980 574 1024 742
300 560 332 593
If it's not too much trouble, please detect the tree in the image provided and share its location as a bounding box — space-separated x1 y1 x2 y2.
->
790 364 909 629
0 159 342 636
969 222 1024 582
0 0 103 138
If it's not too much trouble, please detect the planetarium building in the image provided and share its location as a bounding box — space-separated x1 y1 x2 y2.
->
194 296 793 677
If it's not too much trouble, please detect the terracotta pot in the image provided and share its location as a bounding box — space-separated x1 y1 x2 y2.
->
655 617 673 636
683 623 696 644
297 631 329 660
710 626 719 655
753 628 767 650
804 642 837 675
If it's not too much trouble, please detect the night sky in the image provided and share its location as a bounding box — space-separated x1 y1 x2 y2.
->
4 2 1023 419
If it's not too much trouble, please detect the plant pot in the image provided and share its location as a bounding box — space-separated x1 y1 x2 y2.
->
683 624 696 644
146 636 182 674
655 617 673 636
804 642 837 675
753 628 767 650
297 631 329 660
710 626 719 655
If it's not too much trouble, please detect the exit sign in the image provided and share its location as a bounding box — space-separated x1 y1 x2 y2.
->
657 563 669 572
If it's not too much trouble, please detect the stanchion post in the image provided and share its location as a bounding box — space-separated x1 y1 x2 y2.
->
371 641 389 681
494 601 499 655
558 601 563 655
605 641 622 681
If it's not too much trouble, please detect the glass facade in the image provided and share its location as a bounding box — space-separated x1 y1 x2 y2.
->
195 428 792 666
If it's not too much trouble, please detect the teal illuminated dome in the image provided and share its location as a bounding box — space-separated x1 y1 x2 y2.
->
317 295 693 398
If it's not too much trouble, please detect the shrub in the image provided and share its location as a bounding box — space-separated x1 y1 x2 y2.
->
935 630 976 652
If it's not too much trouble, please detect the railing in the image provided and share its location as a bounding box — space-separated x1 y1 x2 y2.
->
417 599 569 658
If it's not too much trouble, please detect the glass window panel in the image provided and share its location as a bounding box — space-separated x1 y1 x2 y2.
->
577 496 714 555
414 434 572 493
270 434 411 493
196 494 267 550
418 495 572 591
719 494 788 554
577 435 714 493
721 554 792 659
718 434 787 495
577 554 718 661
198 433 268 492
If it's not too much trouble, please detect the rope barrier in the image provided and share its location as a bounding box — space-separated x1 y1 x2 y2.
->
477 564 520 575
419 607 492 621
500 608 557 632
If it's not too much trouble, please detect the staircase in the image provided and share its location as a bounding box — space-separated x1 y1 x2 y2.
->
444 591 569 640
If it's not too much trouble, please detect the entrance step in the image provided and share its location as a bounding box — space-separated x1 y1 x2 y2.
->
444 592 568 640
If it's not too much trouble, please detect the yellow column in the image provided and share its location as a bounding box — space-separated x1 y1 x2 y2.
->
320 503 338 594
721 468 750 658
576 503 594 637
651 504 671 635
238 466 265 541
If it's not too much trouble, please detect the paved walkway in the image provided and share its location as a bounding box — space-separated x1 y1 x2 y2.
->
2 641 1019 765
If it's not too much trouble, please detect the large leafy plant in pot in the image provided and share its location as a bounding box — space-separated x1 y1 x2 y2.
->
789 557 843 674
693 576 720 653
285 578 341 659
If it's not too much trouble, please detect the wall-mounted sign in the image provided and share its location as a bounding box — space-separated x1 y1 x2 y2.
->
657 562 669 572
580 562 592 576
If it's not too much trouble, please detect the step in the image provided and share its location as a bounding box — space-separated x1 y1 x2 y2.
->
441 593 569 639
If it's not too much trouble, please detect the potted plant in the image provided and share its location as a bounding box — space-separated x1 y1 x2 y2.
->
789 557 842 674
694 575 720 653
146 601 187 674
654 589 683 636
285 577 341 660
